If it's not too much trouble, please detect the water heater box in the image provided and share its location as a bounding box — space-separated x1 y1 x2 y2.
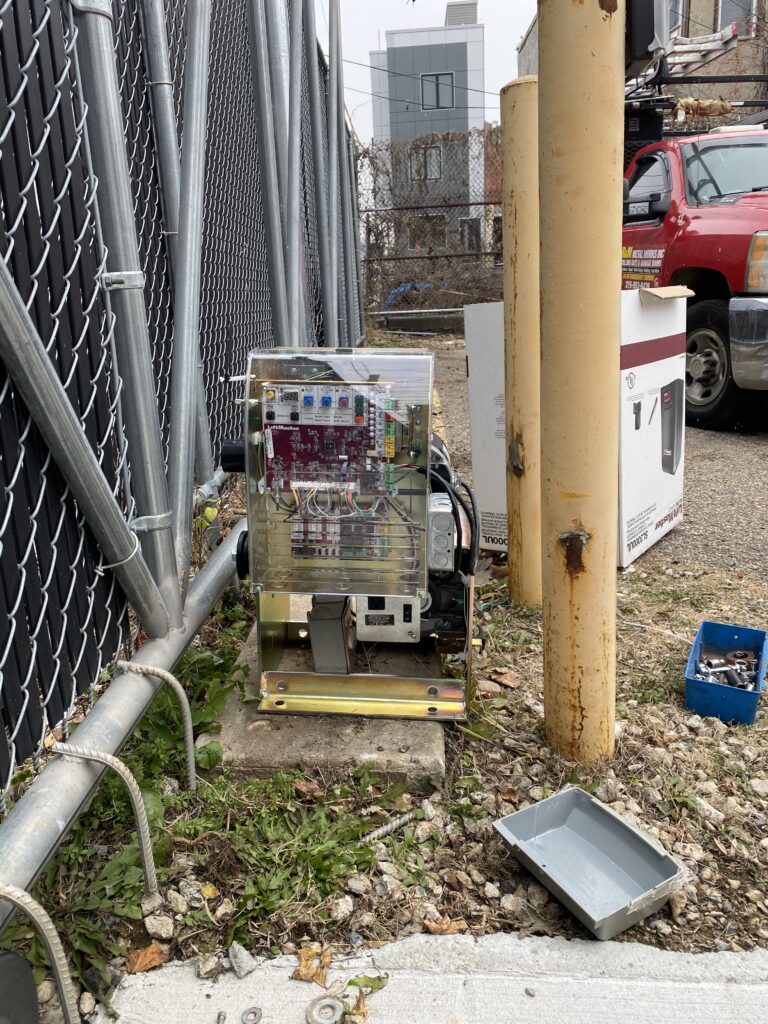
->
245 349 433 598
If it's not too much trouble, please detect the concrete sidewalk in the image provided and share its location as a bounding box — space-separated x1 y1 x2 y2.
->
94 932 768 1024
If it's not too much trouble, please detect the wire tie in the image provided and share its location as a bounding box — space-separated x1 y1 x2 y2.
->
95 531 139 576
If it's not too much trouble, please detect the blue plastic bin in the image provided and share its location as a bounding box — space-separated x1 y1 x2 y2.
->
685 620 768 725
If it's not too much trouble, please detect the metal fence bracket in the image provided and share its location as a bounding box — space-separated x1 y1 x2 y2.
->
102 271 146 291
70 0 112 18
131 511 174 534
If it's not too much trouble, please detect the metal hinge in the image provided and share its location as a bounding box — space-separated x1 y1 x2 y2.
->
102 271 145 292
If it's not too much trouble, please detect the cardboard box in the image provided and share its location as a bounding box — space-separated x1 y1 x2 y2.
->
465 288 689 565
464 303 507 552
618 287 689 567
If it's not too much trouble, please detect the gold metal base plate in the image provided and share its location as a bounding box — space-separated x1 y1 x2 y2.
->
260 671 466 720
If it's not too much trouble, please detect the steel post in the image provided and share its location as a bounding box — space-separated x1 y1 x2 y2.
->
139 0 180 274
72 4 182 627
265 0 289 214
0 520 246 933
501 78 542 607
169 0 213 587
303 0 337 347
347 132 365 343
338 53 357 347
0 259 169 640
286 0 303 344
539 0 623 762
247 0 290 344
327 0 341 341
139 0 217 490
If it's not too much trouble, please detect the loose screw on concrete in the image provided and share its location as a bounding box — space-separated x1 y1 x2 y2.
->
115 660 197 792
0 883 80 1024
50 742 158 896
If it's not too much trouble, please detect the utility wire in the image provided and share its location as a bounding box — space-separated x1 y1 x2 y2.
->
343 56 501 99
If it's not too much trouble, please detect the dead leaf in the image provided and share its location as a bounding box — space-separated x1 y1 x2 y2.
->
293 778 324 801
353 988 368 1021
488 667 523 689
489 563 507 579
125 942 169 974
200 883 220 900
497 785 518 803
291 946 333 987
422 915 468 935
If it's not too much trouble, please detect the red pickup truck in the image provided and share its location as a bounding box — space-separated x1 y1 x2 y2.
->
623 128 768 427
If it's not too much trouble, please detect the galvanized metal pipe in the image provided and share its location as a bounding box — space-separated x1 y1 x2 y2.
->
139 0 217 491
347 131 365 344
285 0 303 344
139 0 180 274
72 4 182 627
169 0 213 587
303 0 337 347
0 259 169 639
0 520 246 933
50 742 159 896
327 0 341 340
247 0 290 344
265 0 290 209
0 885 79 1024
338 45 356 347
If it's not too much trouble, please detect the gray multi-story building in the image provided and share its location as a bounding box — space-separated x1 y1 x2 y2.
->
369 1 486 257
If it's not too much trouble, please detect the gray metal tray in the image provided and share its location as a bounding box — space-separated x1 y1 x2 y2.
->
493 787 684 940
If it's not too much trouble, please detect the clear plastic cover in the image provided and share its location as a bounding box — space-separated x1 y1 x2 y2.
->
245 348 433 597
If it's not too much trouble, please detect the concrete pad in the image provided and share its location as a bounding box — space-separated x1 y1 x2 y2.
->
94 933 768 1024
208 621 447 783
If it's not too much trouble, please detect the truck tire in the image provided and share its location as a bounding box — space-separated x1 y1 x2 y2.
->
685 299 741 429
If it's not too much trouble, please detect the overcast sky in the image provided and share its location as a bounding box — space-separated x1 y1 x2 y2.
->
314 0 538 141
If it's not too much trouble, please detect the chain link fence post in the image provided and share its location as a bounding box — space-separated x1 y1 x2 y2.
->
71 0 182 626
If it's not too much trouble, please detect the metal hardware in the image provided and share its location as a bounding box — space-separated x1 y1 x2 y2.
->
216 1013 227 1024
306 996 344 1024
69 0 112 17
130 511 174 534
241 1010 262 1024
101 270 146 291
115 662 197 792
51 742 158 895
0 885 80 1024
260 671 466 720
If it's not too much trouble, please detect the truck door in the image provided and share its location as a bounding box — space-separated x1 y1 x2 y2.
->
622 152 674 289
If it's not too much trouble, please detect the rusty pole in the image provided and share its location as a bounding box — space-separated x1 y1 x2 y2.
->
539 0 624 762
501 77 542 607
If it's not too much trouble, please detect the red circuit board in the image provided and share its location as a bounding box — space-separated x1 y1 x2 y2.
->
265 423 376 489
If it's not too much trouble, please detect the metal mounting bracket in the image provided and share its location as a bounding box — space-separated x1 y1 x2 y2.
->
69 0 112 18
260 670 466 720
102 270 145 292
130 510 173 534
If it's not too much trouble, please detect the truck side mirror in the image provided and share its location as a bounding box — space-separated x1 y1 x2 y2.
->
623 180 630 202
623 190 672 224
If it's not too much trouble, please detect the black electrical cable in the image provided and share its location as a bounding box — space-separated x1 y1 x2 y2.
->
458 478 480 574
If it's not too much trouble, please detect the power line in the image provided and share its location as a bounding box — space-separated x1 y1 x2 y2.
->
344 56 500 99
343 82 498 111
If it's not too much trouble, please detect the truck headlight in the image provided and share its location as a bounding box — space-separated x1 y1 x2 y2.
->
746 232 768 293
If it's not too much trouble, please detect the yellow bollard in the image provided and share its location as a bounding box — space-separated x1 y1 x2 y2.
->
501 77 542 607
538 0 625 762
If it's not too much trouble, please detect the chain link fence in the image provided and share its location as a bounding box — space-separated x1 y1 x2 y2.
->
0 0 361 814
357 125 502 313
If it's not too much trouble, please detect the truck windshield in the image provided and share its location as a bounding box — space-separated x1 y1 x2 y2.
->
683 138 768 204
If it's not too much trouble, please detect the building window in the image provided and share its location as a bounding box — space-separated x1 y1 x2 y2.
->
421 73 454 111
719 0 754 37
410 145 442 182
668 0 683 35
408 215 447 251
459 217 481 253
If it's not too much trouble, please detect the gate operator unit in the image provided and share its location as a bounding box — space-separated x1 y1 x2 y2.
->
245 349 433 596
229 348 477 721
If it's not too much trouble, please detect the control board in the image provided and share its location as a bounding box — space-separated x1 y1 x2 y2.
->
245 350 433 597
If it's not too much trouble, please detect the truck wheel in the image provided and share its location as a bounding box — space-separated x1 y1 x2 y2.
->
685 299 740 428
